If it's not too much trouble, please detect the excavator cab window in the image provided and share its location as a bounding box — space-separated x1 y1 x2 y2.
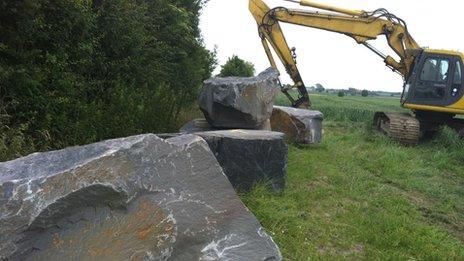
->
407 54 463 106
414 57 450 100
420 58 449 83
452 61 462 97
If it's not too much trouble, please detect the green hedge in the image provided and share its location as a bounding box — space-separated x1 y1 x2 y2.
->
0 0 215 161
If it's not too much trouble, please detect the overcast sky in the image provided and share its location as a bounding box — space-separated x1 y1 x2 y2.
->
200 0 463 92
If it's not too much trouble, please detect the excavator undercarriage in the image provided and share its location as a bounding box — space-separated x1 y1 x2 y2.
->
374 111 464 145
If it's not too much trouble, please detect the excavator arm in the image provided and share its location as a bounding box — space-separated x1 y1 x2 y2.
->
249 0 421 108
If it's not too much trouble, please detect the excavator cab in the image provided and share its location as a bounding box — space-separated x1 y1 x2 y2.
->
403 50 464 108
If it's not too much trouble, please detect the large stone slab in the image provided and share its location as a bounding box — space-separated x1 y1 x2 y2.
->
180 118 271 133
180 118 217 133
0 134 281 260
271 106 324 144
198 68 280 129
196 130 287 192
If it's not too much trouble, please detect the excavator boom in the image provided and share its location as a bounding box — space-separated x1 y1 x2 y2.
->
249 0 421 107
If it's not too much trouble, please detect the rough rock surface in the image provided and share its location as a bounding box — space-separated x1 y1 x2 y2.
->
180 118 271 133
180 118 216 133
259 119 272 131
0 134 282 260
198 68 280 129
271 106 324 144
196 130 287 192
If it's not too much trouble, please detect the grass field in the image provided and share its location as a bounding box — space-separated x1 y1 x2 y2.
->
275 92 407 122
242 93 464 260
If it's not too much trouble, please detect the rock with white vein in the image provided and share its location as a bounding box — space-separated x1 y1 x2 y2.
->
0 134 281 260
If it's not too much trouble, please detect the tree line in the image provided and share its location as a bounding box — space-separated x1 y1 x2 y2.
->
0 0 216 161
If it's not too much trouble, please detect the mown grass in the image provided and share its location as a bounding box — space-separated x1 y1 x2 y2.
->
242 93 464 260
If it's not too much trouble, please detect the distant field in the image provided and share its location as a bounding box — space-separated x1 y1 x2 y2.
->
275 92 408 122
243 93 464 260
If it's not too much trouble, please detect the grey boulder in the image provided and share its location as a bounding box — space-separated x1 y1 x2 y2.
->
0 134 281 260
271 106 324 144
199 68 280 129
180 118 216 133
196 130 287 192
180 118 271 133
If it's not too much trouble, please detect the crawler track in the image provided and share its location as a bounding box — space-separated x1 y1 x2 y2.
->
374 112 421 145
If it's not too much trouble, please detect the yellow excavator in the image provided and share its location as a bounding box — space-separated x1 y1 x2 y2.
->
250 0 464 144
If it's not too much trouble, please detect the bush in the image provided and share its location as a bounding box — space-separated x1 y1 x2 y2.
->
362 90 369 97
0 0 215 161
0 119 36 161
315 83 325 92
219 55 255 77
338 91 345 97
